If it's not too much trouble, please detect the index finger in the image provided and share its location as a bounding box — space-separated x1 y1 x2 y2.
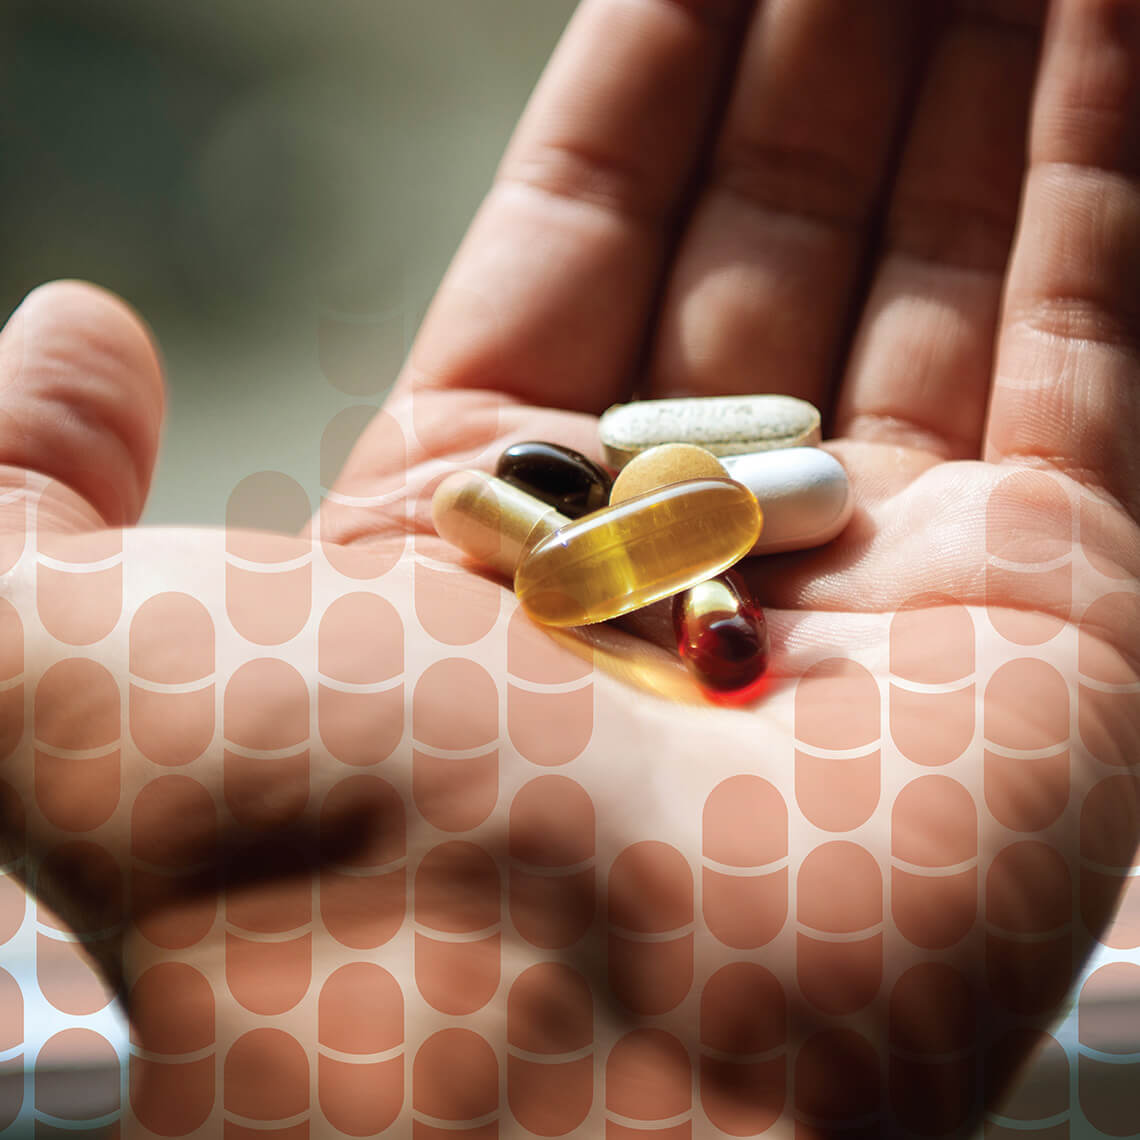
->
394 0 753 413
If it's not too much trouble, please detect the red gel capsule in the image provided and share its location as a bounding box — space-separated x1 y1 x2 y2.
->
673 571 769 700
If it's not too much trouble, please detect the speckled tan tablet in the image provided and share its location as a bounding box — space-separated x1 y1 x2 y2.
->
609 444 727 504
599 395 821 467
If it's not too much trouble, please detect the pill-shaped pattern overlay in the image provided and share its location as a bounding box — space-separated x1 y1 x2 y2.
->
721 448 852 555
600 395 821 466
432 471 570 578
609 443 726 505
515 478 762 627
674 571 769 697
495 442 612 519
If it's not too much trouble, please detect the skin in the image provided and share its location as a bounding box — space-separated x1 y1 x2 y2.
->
2 0 1139 1135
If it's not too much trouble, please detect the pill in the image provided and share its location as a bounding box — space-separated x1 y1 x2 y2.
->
673 571 769 700
495 441 612 519
609 443 727 505
720 448 853 555
431 470 569 578
514 478 761 627
599 395 821 466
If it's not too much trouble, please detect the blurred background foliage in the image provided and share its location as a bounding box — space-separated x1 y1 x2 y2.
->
0 0 576 520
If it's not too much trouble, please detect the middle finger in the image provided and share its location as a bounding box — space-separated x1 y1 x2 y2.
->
642 0 939 406
835 0 1044 458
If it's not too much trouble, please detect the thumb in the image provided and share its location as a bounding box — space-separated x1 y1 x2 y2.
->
0 279 166 532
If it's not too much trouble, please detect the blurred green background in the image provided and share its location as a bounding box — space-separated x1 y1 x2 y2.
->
0 0 577 521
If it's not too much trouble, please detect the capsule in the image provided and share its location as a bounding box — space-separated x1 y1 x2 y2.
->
721 448 852 555
495 441 612 519
431 470 570 577
514 477 761 627
673 572 769 700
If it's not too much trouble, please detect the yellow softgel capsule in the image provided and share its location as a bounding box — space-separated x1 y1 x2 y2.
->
514 477 761 627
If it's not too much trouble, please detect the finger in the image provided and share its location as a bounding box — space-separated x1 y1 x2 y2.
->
394 0 753 412
642 0 938 404
0 280 166 531
985 0 1140 516
836 1 1043 457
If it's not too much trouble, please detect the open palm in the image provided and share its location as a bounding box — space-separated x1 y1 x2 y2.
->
3 1 1139 1137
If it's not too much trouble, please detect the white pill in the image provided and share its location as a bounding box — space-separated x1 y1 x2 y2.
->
600 395 821 466
721 448 853 555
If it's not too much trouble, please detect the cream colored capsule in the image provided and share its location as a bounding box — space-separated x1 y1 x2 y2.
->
431 470 570 577
721 448 853 555
600 395 821 466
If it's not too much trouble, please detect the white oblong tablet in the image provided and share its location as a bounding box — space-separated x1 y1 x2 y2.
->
720 448 853 555
599 395 821 466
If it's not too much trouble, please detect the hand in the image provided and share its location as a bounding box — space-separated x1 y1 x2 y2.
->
3 1 1139 1136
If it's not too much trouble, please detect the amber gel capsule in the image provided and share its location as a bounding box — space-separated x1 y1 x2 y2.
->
673 571 769 699
514 477 761 627
495 441 612 518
